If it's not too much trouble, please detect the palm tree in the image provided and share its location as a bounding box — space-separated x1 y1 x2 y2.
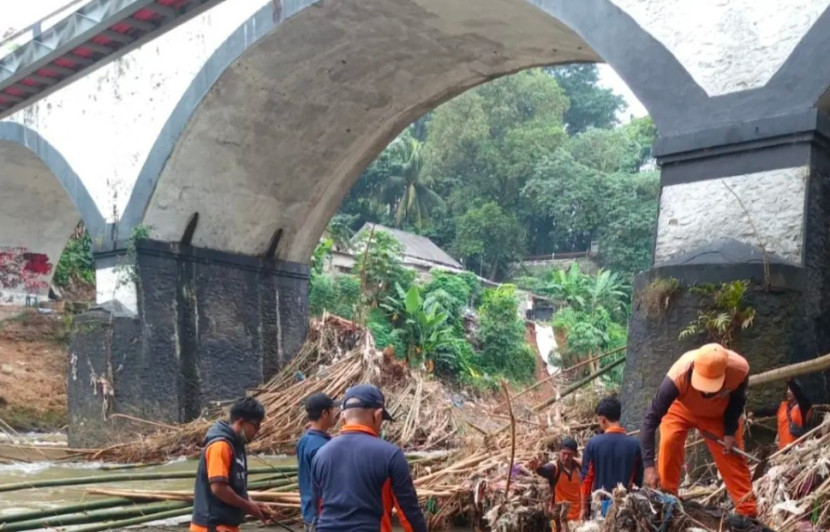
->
383 134 443 228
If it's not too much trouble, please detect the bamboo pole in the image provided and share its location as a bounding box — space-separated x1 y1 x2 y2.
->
0 501 190 532
491 356 626 437
0 466 290 493
533 356 626 413
502 381 517 498
68 506 193 532
0 498 134 525
494 346 626 410
748 352 830 388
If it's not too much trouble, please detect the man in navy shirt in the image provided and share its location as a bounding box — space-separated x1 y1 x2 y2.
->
580 396 643 520
297 392 337 531
311 384 427 532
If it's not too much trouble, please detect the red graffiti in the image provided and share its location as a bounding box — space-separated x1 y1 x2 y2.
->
0 248 52 293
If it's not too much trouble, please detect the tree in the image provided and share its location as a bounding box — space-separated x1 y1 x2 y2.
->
452 202 525 280
546 64 626 135
423 69 569 211
477 285 537 382
383 133 443 228
567 127 641 174
352 229 414 305
521 149 605 253
598 171 659 275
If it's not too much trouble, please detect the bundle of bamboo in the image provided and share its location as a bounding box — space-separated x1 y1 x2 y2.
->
92 315 464 463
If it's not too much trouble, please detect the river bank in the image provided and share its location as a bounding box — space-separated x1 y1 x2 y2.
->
0 310 69 432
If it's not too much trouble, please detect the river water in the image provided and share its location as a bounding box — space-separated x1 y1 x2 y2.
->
0 447 471 531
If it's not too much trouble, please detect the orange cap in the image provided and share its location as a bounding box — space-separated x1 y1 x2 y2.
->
690 343 729 393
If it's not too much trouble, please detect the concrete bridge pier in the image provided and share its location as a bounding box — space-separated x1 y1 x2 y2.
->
67 239 309 448
621 110 830 429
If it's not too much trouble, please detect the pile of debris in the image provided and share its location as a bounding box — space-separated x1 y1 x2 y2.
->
754 416 830 531
92 314 471 463
80 314 830 531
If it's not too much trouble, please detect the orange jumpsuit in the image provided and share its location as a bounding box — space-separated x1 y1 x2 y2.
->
641 348 757 517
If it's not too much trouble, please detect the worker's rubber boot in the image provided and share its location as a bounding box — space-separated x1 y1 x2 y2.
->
723 513 776 532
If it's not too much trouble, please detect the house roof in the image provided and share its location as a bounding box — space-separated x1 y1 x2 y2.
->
356 223 463 269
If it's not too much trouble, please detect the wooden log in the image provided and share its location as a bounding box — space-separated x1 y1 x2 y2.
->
748 353 830 388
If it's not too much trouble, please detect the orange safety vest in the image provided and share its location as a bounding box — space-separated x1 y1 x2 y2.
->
777 401 809 449
550 463 582 522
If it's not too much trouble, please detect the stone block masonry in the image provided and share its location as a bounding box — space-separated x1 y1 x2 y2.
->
67 240 309 448
655 167 808 265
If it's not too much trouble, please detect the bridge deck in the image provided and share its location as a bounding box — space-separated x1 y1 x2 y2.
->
0 0 226 120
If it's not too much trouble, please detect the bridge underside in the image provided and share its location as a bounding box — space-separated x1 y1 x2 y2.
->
143 0 599 263
0 140 79 303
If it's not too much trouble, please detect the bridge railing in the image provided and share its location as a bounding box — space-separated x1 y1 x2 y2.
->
0 0 96 57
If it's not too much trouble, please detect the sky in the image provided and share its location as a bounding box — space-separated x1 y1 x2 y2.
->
3 1 648 121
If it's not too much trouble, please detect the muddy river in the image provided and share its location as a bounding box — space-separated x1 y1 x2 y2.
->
0 436 470 531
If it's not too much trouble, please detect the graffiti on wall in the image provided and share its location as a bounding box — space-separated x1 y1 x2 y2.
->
0 247 53 299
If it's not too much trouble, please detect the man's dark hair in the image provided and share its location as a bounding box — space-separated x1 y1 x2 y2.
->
596 396 621 422
230 397 266 423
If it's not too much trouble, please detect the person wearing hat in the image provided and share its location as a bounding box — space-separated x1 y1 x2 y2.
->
297 392 337 531
310 384 427 532
527 436 582 527
640 343 757 516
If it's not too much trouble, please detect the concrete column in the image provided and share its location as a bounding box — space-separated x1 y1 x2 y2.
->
68 239 309 447
620 110 830 429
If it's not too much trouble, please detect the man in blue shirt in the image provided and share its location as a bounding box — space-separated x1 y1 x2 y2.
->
580 396 643 520
297 392 337 531
311 384 427 532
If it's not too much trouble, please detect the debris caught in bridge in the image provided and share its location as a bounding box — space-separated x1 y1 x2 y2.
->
18 314 830 530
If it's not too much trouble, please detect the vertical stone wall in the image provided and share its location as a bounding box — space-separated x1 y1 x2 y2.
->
68 240 309 447
621 256 810 430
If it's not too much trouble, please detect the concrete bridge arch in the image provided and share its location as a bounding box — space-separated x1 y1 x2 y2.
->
0 122 103 304
129 0 700 263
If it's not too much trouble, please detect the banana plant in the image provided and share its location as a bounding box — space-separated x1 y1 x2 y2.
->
381 283 455 368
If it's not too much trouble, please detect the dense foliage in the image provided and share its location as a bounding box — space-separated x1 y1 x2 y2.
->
53 227 95 290
309 233 536 390
338 65 658 280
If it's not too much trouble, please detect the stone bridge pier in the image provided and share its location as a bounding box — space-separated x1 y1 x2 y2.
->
620 111 830 428
67 240 308 447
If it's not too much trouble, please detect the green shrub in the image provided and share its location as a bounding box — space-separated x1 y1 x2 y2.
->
54 231 95 288
309 273 361 319
478 285 537 382
367 307 405 358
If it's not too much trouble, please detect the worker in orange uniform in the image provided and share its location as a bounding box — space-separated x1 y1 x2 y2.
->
527 436 582 528
640 344 757 517
749 378 814 450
